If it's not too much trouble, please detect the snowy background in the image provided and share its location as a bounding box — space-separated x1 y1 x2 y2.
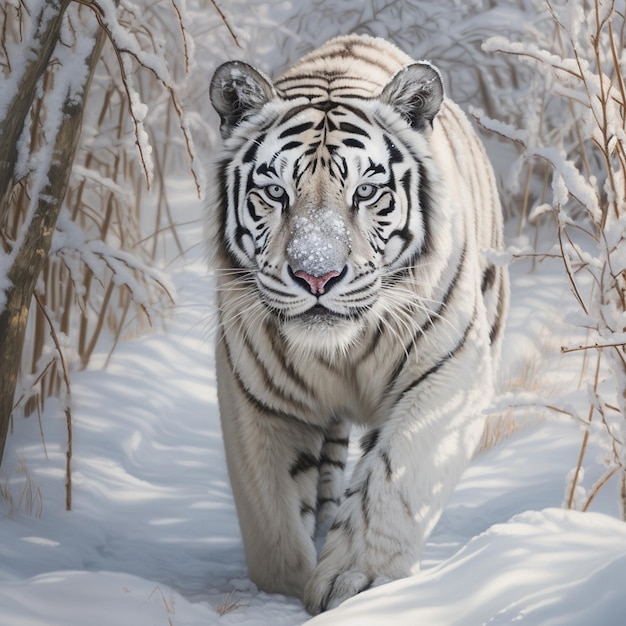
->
1 0 626 624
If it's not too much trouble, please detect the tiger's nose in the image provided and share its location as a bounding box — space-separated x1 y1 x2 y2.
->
291 268 340 295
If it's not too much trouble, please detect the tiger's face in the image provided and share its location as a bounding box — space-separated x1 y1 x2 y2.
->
211 61 445 349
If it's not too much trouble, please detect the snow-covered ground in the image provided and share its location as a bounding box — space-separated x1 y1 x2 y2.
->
1 177 625 625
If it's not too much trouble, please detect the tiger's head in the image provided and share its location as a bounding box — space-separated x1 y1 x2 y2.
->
209 57 447 353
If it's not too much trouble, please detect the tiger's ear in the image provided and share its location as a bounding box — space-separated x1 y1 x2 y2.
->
210 61 276 139
380 63 444 130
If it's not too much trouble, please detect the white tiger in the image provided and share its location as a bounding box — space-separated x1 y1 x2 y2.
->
207 34 508 614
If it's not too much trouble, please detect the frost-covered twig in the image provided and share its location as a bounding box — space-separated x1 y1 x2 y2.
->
209 0 242 49
74 0 200 194
486 0 626 514
1 0 208 466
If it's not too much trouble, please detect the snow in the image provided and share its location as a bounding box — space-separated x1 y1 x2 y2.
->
308 509 626 626
287 210 351 276
1 177 625 625
3 0 626 622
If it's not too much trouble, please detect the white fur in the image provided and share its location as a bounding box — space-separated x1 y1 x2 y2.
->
208 34 508 615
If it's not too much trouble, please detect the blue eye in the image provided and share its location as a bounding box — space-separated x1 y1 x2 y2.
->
264 184 287 201
354 184 377 201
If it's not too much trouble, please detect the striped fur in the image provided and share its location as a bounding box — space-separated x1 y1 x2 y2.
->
208 34 508 614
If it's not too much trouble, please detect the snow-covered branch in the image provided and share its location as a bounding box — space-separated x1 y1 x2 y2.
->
485 0 626 515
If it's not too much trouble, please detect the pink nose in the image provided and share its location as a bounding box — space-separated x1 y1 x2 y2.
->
294 270 340 295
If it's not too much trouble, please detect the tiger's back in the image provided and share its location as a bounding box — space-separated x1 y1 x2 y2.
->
208 34 507 614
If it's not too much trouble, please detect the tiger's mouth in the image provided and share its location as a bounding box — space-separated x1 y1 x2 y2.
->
296 303 364 324
301 304 338 321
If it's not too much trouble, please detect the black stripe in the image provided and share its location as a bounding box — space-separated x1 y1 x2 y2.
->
312 100 340 114
376 201 394 217
377 174 412 260
360 428 380 455
247 197 263 222
323 437 350 447
489 275 507 345
317 496 340 507
255 161 278 178
360 471 372 529
279 121 314 138
216 159 241 266
232 166 241 218
300 502 315 516
379 134 434 261
343 137 365 149
320 573 341 613
277 104 316 125
343 485 359 499
481 263 496 293
396 312 476 404
221 334 323 432
380 448 393 481
265 327 317 399
240 330 310 414
258 281 296 300
417 159 434 257
243 133 265 162
280 140 303 151
275 74 332 86
364 159 386 177
276 79 331 92
234 225 253 258
356 317 386 365
383 134 403 163
315 351 345 375
384 242 468 388
339 121 371 137
318 454 346 470
263 318 317 399
290 451 319 477
342 280 375 299
333 102 372 124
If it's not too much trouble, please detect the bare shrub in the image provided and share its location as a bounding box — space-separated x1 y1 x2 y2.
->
479 0 626 513
0 0 200 498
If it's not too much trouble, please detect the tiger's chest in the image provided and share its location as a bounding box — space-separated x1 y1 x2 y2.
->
247 317 416 427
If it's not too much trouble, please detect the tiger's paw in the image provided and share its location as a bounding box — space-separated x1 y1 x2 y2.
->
304 567 373 614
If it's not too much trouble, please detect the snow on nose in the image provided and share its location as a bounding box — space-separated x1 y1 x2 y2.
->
286 209 351 279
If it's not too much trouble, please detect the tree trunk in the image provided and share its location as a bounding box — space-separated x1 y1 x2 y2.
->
0 0 71 226
0 15 108 465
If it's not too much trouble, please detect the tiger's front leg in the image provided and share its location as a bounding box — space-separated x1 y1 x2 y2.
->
304 337 491 614
216 340 325 598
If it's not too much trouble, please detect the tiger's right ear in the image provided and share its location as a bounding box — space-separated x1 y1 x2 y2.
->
210 61 276 139
380 62 444 131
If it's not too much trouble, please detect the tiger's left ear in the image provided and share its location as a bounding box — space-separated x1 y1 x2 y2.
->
380 62 444 131
210 61 276 139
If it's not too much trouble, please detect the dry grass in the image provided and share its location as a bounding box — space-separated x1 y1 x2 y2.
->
477 345 553 455
216 590 248 616
145 586 176 625
0 458 43 519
